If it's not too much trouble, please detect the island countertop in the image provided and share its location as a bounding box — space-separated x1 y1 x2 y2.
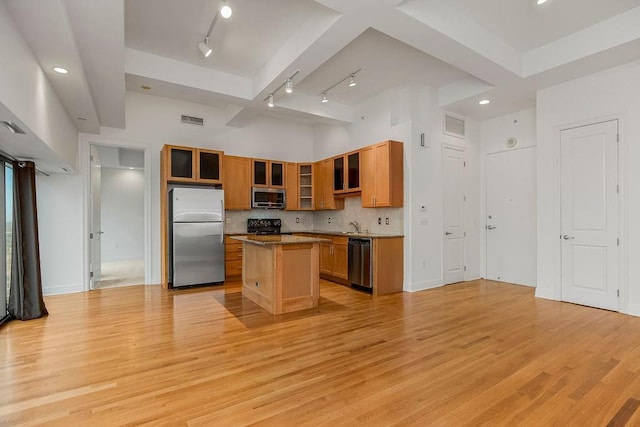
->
230 235 330 246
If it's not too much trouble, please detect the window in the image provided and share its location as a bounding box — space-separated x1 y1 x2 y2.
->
1 161 13 325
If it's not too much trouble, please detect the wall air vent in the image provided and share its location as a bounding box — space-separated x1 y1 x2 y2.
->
0 121 26 135
443 114 465 139
181 115 204 126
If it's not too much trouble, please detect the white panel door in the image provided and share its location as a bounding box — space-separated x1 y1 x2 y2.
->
561 120 618 311
486 147 537 286
442 146 465 285
90 145 102 288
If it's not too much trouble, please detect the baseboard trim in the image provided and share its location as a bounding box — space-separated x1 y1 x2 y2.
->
406 278 443 293
43 284 83 296
627 304 640 317
535 288 555 301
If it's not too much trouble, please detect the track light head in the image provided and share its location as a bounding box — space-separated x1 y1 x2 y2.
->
348 74 356 87
198 38 212 58
321 93 328 103
220 1 233 18
285 79 293 94
268 94 274 107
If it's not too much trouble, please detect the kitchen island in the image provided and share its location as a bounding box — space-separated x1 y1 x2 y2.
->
230 235 329 315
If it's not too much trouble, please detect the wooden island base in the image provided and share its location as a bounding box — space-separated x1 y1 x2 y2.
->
233 235 326 315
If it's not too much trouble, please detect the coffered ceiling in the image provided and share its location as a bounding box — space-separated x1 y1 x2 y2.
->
5 0 640 133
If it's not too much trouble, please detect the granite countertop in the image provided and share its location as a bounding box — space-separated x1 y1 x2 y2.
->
230 235 330 246
287 230 404 239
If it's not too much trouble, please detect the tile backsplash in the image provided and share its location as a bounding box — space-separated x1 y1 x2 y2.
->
226 197 403 235
225 210 314 233
312 197 403 234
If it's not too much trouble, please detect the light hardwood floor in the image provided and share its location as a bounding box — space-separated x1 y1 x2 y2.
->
2 279 640 426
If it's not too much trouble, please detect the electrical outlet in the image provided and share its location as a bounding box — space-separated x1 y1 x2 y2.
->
385 218 390 225
296 217 300 223
328 217 332 224
378 218 381 225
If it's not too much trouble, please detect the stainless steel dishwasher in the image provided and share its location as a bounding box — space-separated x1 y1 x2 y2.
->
348 238 372 289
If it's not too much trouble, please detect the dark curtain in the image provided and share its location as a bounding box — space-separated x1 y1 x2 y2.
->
8 161 47 320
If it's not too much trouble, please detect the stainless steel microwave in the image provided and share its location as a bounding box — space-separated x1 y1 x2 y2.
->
251 187 286 209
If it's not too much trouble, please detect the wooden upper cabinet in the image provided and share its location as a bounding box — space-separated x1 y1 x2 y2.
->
361 140 403 208
223 155 252 210
163 145 223 184
284 162 298 211
332 151 360 194
252 159 285 188
297 163 314 210
314 159 344 210
285 162 315 211
197 148 223 183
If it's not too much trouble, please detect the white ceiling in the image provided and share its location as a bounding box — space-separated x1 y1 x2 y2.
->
125 0 328 77
443 0 640 52
4 0 640 167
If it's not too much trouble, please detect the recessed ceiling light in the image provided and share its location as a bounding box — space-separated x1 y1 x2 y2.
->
129 167 134 170
479 99 490 105
53 67 68 74
537 0 547 4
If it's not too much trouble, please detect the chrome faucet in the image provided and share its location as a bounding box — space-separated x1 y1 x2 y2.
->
349 221 360 233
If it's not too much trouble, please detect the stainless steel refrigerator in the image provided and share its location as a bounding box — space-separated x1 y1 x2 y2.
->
169 187 225 287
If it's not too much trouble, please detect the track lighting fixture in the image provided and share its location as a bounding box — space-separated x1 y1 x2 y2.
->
320 69 361 103
198 37 212 58
198 3 234 59
263 70 299 107
220 1 233 19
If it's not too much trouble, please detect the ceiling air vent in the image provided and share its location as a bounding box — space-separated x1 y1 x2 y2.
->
181 115 204 126
443 114 465 139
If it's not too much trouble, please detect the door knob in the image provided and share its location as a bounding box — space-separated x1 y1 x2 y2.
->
445 232 452 236
486 225 496 230
562 234 575 240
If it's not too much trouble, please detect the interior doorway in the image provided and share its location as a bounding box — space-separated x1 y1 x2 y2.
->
485 147 536 286
560 120 619 311
442 145 466 285
89 144 146 289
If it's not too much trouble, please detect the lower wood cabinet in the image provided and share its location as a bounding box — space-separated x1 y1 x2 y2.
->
225 235 244 281
317 236 348 281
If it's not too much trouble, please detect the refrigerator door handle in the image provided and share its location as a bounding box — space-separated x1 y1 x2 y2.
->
220 199 225 244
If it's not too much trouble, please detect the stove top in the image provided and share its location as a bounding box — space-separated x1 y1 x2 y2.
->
247 218 282 235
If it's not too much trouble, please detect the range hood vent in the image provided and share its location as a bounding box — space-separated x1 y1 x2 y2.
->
181 115 204 126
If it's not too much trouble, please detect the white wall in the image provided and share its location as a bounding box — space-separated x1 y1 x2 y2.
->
536 60 640 315
0 2 78 169
37 173 84 295
37 91 316 294
100 168 144 262
479 108 537 281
